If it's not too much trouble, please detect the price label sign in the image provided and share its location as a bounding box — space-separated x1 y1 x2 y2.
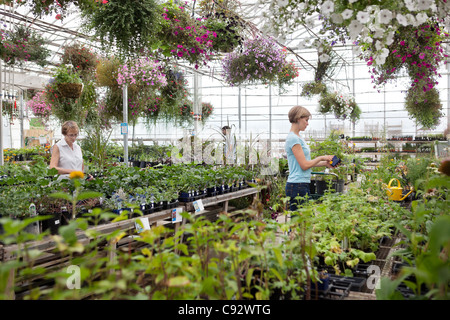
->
172 208 182 223
121 123 128 135
193 199 205 213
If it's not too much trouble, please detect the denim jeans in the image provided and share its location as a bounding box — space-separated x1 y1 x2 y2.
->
285 182 310 211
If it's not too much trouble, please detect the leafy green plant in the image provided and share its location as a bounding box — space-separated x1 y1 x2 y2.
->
378 174 449 300
81 0 162 57
52 64 83 85
405 87 443 129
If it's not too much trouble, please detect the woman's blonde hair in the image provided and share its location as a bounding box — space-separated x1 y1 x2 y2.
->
61 121 79 135
288 106 311 123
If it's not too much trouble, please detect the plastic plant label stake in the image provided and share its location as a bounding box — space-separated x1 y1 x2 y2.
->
193 199 205 213
135 217 150 233
172 208 183 223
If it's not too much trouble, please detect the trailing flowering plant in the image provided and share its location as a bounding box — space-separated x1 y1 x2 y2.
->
222 37 297 89
179 100 214 126
318 91 361 123
405 87 443 129
0 24 50 67
266 0 450 126
364 23 449 98
26 91 53 122
277 59 300 94
203 11 244 53
300 81 328 98
61 42 98 80
116 57 167 89
157 1 216 68
80 0 159 56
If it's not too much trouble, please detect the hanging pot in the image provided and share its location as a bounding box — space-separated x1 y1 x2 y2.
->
57 83 84 99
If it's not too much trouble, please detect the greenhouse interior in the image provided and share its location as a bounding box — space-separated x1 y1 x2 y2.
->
0 0 449 303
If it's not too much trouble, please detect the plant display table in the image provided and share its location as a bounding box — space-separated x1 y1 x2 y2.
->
0 187 258 299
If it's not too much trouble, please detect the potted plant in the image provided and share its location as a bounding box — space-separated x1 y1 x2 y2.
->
61 42 98 80
203 11 243 53
156 0 216 67
222 36 294 89
0 24 50 67
318 91 361 123
52 64 84 99
80 0 161 56
26 91 52 123
300 81 328 98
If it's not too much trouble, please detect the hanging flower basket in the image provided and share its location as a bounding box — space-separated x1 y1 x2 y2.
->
57 83 84 99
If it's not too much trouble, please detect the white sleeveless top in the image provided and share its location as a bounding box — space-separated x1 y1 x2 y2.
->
55 138 83 172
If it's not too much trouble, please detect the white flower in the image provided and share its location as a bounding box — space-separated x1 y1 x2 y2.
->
380 48 389 58
378 9 393 24
360 26 370 38
331 13 344 24
386 31 395 45
277 0 288 7
417 0 432 11
319 53 331 63
349 0 359 3
396 13 408 26
406 13 418 27
375 54 387 66
416 12 428 24
356 11 370 23
305 17 315 28
342 9 353 20
375 40 383 51
404 0 417 11
373 28 384 39
297 3 306 11
321 0 334 16
348 19 363 39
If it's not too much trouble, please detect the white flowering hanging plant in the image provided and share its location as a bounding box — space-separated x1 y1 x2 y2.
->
318 91 361 123
268 0 449 126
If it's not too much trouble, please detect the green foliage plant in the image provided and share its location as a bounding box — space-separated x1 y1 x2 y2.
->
80 0 162 57
377 173 449 300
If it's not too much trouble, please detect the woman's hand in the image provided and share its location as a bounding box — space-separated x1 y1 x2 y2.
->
321 155 334 162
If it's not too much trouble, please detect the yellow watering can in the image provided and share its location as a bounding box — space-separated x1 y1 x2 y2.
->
385 178 413 201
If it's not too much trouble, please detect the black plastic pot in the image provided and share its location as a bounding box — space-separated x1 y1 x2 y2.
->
310 180 316 194
163 200 179 210
328 274 366 292
335 179 345 193
40 212 62 235
315 180 327 195
206 186 217 196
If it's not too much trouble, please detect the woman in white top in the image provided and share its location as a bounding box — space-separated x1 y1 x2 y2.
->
50 120 84 176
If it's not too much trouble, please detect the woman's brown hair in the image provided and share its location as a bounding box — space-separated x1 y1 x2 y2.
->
61 121 79 135
288 106 311 123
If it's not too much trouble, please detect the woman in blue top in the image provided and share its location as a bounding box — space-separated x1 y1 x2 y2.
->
285 106 334 211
